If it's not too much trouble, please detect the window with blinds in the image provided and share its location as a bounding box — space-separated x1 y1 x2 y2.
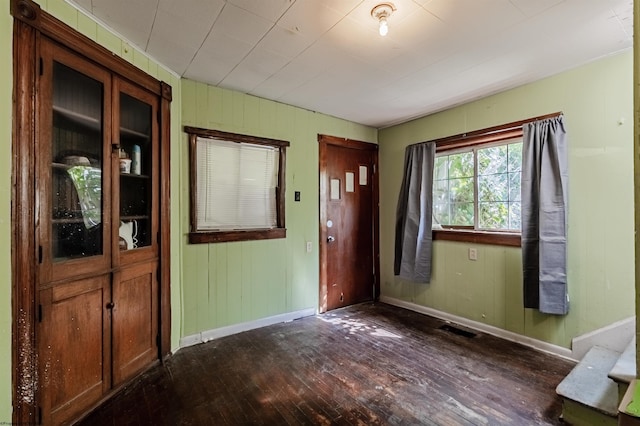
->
184 126 289 244
196 138 278 230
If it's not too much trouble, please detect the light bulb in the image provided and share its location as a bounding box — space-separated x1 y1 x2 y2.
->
379 16 388 36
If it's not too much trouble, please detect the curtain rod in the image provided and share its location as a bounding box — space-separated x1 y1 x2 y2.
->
409 111 563 147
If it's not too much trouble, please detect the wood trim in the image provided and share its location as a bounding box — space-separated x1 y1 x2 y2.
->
184 126 290 148
159 84 172 357
433 229 521 247
413 111 563 152
12 18 38 426
11 0 41 28
318 139 328 313
277 147 287 229
319 134 379 151
372 151 381 301
160 81 172 102
188 133 198 235
436 128 523 152
189 228 286 244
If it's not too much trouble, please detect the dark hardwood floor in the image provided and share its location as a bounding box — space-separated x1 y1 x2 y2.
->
77 303 574 425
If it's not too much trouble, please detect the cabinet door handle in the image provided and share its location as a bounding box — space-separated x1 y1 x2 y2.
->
106 302 115 310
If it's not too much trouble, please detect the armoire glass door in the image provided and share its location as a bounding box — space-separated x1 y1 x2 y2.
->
51 61 104 260
117 92 153 251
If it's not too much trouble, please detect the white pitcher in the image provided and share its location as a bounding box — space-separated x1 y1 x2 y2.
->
118 221 137 250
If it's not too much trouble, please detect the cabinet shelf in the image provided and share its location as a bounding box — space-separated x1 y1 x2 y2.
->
52 217 85 224
120 127 149 139
53 162 100 170
53 162 71 170
121 215 148 221
53 105 150 139
53 104 100 131
53 216 148 224
120 172 149 179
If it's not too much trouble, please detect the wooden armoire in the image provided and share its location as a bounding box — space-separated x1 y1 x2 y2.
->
11 0 172 424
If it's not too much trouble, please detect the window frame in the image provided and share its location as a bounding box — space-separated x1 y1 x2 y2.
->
184 126 289 244
428 112 562 247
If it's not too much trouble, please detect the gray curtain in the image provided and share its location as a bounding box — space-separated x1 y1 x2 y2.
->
394 142 435 282
521 116 569 315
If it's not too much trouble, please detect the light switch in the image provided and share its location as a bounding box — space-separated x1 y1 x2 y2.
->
306 241 312 253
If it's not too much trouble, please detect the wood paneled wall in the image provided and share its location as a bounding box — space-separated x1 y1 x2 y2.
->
180 79 377 338
379 51 635 349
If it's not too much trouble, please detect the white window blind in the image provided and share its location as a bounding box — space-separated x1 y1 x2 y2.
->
196 137 279 230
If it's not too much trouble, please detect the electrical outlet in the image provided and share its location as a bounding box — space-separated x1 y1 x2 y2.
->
306 241 312 253
468 248 477 261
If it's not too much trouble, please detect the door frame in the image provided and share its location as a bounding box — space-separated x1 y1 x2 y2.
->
318 134 380 313
10 1 172 423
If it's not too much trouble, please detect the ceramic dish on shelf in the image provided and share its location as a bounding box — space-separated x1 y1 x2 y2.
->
62 155 91 166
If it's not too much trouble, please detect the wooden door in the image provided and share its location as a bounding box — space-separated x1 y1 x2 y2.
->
38 276 111 425
36 39 113 425
112 261 158 384
111 78 160 384
319 135 379 312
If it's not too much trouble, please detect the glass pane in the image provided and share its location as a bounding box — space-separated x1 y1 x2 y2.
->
448 151 474 178
449 177 474 203
479 202 509 229
433 180 449 204
346 172 355 192
509 171 521 202
434 156 448 180
359 166 368 185
330 179 340 200
450 202 474 226
478 145 507 175
508 142 522 172
51 62 103 261
509 202 521 230
479 173 508 202
119 93 152 250
433 202 450 226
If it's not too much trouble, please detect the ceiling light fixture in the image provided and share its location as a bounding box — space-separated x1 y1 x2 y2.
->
371 3 396 37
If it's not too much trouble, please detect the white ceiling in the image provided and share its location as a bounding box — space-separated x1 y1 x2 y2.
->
68 0 633 128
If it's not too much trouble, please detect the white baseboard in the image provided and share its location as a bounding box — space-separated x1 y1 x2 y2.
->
380 296 576 361
178 307 317 349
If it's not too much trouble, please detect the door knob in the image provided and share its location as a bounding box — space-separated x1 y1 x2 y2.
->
327 236 335 243
106 302 115 310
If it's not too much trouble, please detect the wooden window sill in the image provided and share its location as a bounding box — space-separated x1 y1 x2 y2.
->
433 229 521 247
189 228 286 244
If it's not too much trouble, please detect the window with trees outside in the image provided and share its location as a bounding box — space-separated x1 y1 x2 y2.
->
426 114 564 247
433 139 522 231
184 126 289 244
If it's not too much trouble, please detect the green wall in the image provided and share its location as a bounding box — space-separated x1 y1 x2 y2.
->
179 79 377 337
1 0 13 422
0 0 183 419
379 51 635 349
